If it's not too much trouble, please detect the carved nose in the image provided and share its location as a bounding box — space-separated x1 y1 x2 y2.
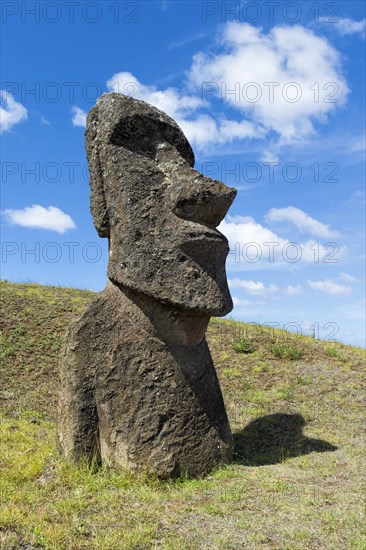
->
172 173 237 227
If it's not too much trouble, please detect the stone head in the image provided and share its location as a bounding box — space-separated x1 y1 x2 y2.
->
85 93 236 316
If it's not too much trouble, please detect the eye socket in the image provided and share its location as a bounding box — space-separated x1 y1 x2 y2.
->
110 116 160 157
110 115 195 166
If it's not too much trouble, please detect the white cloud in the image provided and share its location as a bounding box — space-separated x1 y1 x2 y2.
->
285 284 303 296
188 22 349 143
348 136 366 154
0 91 28 133
339 272 356 283
307 278 351 296
3 205 76 234
106 71 201 120
106 72 259 150
177 115 220 148
229 278 278 295
79 22 349 151
332 18 366 37
232 296 251 307
221 214 287 247
179 115 259 148
71 106 87 127
265 206 340 238
219 214 347 270
260 149 279 163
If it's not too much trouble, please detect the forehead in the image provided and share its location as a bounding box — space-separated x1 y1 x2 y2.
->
109 114 190 160
91 94 195 167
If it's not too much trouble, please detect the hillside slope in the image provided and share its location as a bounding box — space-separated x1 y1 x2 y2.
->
0 281 365 549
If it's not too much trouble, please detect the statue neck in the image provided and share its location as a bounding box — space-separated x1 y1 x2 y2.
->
105 280 210 347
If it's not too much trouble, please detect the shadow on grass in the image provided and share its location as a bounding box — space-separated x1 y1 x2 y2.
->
233 413 337 466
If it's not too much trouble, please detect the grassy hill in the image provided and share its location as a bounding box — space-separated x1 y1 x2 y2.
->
0 281 365 549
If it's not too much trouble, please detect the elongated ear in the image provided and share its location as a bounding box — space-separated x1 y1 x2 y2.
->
85 105 110 238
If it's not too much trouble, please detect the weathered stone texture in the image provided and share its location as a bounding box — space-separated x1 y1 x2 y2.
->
58 93 237 478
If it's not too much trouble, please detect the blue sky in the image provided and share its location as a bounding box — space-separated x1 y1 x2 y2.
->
1 0 365 347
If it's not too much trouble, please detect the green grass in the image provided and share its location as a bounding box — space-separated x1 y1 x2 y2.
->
270 342 304 360
231 337 255 354
0 281 365 549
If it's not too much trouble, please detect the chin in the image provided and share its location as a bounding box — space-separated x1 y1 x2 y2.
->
107 257 233 317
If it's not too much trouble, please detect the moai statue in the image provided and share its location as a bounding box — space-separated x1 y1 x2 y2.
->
57 93 237 478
